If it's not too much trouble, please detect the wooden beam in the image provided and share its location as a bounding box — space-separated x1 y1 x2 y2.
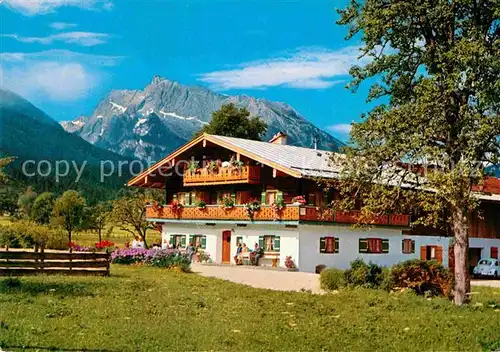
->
236 153 240 161
273 169 277 178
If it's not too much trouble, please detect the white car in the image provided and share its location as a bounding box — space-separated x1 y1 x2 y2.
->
473 258 499 279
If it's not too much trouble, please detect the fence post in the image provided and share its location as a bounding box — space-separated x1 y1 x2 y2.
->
106 249 110 276
40 244 45 274
69 247 73 272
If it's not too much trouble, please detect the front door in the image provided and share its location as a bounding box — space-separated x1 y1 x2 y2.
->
222 231 231 263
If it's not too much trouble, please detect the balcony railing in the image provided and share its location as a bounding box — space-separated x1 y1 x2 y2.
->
147 204 300 222
147 204 410 226
299 207 410 226
183 165 261 186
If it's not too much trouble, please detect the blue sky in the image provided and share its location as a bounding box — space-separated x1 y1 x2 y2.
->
0 0 372 140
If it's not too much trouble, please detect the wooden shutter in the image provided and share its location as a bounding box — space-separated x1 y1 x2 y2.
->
258 236 264 249
335 238 339 253
411 240 415 254
261 192 266 204
381 239 389 253
359 238 368 253
273 236 280 251
191 191 196 205
170 235 176 244
184 193 190 205
435 246 443 264
491 247 498 259
420 246 427 260
181 235 186 247
201 235 207 249
319 237 326 253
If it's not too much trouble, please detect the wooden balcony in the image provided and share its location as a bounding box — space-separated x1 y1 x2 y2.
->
147 204 410 226
298 207 410 226
183 165 261 186
147 204 300 222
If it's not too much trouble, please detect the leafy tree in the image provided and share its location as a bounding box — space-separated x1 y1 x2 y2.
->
0 186 19 215
30 192 55 225
87 202 112 242
335 0 499 305
0 157 14 185
111 191 155 248
17 186 37 218
196 103 267 140
53 190 86 243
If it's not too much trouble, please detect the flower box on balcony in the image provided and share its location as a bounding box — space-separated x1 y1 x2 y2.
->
183 165 261 186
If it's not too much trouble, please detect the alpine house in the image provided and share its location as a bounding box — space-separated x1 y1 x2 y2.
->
128 132 500 273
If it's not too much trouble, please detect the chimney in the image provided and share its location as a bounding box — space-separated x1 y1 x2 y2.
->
313 135 318 150
269 132 288 145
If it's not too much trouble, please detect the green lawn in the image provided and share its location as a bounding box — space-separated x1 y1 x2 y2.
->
0 266 499 351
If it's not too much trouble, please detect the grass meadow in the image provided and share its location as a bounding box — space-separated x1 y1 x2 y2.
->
0 265 500 351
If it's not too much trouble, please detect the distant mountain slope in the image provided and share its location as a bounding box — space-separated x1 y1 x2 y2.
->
62 76 344 161
0 88 132 203
0 88 126 164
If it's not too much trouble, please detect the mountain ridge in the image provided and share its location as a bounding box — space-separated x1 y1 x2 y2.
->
61 76 344 161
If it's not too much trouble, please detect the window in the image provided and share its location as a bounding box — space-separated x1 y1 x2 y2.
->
320 237 339 254
258 235 280 252
359 238 389 254
177 192 195 205
402 239 415 254
420 245 443 263
170 234 186 248
190 235 206 249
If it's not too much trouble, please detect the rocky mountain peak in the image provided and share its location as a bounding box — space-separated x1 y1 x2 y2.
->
61 77 344 161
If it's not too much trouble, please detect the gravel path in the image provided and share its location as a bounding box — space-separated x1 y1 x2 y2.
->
192 264 323 294
192 265 500 293
471 280 500 288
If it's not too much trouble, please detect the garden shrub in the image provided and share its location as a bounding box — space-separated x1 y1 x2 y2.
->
387 259 453 297
344 258 384 288
0 221 67 250
320 268 345 290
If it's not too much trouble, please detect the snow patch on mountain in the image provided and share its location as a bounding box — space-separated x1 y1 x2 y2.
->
159 110 208 125
109 101 126 113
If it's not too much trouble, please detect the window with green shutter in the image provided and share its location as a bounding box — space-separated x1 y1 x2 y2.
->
320 237 339 254
360 238 389 254
273 236 280 251
381 239 389 253
258 236 264 249
181 235 186 247
191 235 207 249
359 238 368 253
261 192 266 205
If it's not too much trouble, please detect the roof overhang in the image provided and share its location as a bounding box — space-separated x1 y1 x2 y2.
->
127 134 302 187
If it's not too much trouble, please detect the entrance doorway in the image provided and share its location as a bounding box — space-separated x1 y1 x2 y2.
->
222 231 231 264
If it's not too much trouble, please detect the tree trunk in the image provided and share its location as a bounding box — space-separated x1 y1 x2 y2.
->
68 230 72 244
142 232 148 249
452 206 470 305
98 229 102 243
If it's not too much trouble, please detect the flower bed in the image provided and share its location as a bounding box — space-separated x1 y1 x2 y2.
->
111 248 191 272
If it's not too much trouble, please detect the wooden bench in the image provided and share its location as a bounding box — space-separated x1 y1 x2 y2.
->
240 251 280 267
0 247 111 276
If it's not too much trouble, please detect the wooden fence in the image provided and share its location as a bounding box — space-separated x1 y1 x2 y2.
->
0 247 111 276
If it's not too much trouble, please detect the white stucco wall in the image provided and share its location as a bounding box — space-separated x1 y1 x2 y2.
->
160 222 500 272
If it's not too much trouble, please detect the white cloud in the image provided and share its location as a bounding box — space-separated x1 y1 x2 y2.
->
0 50 122 101
2 32 109 47
50 22 78 30
327 123 353 135
2 0 113 15
198 46 363 90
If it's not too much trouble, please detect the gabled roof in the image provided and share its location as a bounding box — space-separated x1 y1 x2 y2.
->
208 135 340 178
127 133 340 186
